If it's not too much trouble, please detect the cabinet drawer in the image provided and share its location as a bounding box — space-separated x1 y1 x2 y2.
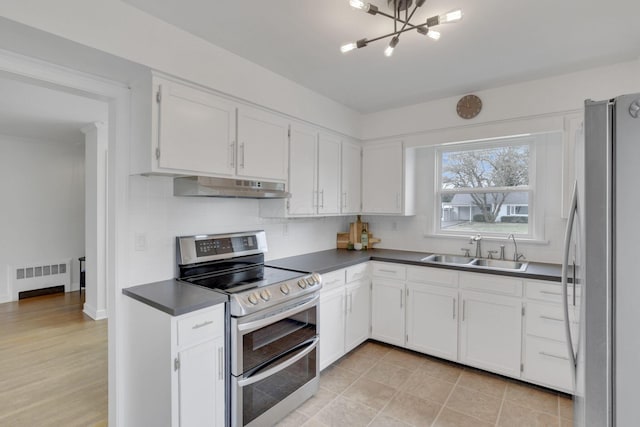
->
526 280 580 304
406 266 458 289
460 272 522 297
321 269 346 291
177 305 224 348
526 302 578 342
372 262 406 280
524 335 573 392
346 263 369 283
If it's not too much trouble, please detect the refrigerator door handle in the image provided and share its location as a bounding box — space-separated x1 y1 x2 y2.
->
562 180 579 369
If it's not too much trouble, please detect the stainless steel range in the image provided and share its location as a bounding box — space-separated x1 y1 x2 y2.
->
176 230 321 427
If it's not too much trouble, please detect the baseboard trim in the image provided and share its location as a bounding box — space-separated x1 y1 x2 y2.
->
83 303 107 320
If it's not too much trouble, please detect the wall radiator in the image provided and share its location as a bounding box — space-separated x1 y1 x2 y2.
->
12 259 71 300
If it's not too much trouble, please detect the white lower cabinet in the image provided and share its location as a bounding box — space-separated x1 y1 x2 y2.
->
124 298 225 427
319 286 346 370
459 290 523 377
178 337 225 427
345 279 371 353
370 277 405 347
319 264 371 370
522 280 576 392
406 283 458 361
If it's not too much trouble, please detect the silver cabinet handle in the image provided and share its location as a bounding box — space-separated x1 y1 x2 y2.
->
192 320 213 330
239 142 245 168
540 315 564 322
342 192 347 210
453 298 456 320
462 300 466 321
349 294 353 313
539 351 570 361
378 269 397 274
319 189 324 208
217 346 224 380
229 140 235 167
400 289 403 309
540 290 562 296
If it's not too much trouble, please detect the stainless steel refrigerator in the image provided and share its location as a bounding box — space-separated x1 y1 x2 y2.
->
563 93 640 426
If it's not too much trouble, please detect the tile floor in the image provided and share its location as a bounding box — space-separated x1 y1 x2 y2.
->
277 341 573 427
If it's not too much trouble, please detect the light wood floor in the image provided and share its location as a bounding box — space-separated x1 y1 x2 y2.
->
0 291 108 426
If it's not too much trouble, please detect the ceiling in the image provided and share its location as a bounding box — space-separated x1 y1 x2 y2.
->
123 0 640 113
0 76 108 143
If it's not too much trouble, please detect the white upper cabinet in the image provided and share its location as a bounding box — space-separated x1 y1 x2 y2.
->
341 140 362 214
362 140 415 215
132 75 237 176
317 132 341 215
236 105 289 182
288 123 318 215
131 73 290 183
265 124 350 217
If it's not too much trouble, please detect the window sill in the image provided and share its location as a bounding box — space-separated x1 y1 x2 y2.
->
423 233 550 246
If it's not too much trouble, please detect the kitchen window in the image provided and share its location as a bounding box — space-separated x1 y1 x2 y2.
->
435 138 535 238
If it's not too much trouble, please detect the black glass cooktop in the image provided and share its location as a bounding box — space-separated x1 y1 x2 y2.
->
186 266 307 294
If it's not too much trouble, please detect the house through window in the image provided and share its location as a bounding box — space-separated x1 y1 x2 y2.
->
436 138 534 237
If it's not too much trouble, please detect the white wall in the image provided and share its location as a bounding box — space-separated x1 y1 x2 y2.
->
362 58 640 140
0 0 361 138
0 134 85 302
128 175 350 285
360 58 640 265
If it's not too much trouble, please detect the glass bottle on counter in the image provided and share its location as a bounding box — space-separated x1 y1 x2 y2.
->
361 224 369 250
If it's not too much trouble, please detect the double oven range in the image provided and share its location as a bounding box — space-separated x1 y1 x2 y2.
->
176 231 321 427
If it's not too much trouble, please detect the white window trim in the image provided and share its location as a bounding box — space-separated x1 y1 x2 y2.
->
431 136 544 241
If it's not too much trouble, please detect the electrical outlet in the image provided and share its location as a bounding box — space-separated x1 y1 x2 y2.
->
134 232 147 251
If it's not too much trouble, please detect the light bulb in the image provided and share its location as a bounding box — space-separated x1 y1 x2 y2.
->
384 36 400 57
349 0 369 11
428 30 441 40
341 42 357 53
439 9 463 23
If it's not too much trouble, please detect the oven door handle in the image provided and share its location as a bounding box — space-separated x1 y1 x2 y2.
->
237 294 319 334
237 336 319 388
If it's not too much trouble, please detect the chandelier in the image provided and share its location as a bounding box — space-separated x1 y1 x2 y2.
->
341 0 463 57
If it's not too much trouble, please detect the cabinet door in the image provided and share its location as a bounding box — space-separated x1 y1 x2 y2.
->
317 132 341 215
156 78 235 176
345 279 371 353
341 140 362 214
362 141 403 214
370 278 405 347
319 287 346 370
406 283 458 361
237 106 289 181
459 290 522 377
178 336 225 427
288 124 317 215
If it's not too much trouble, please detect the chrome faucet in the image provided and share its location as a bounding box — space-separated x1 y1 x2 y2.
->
470 234 482 258
507 233 525 261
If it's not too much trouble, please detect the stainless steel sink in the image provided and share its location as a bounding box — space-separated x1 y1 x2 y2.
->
421 254 475 265
421 253 528 272
471 258 528 271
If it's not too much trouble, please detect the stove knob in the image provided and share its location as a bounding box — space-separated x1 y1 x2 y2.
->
306 277 316 286
247 293 259 305
312 273 321 283
280 284 290 295
260 290 271 301
297 279 307 289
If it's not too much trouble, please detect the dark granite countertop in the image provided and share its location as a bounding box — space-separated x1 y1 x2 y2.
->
123 279 228 316
267 248 563 282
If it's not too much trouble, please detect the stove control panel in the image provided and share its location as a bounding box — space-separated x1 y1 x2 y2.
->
232 272 322 316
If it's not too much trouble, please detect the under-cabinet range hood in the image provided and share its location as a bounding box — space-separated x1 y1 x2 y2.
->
173 176 291 199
